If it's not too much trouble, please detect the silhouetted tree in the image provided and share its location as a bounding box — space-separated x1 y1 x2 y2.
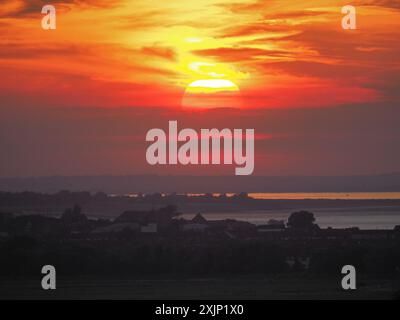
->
287 211 315 229
61 205 87 224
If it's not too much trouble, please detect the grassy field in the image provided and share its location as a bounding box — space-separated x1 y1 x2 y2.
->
0 274 398 300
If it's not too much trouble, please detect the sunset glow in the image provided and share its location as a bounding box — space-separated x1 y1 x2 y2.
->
1 0 399 109
182 80 241 109
1 1 400 177
186 80 239 94
1 2 400 300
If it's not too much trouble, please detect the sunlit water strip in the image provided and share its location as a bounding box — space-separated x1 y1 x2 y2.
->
248 192 400 200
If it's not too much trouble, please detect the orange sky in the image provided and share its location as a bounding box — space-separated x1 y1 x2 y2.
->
1 0 399 109
1 1 400 177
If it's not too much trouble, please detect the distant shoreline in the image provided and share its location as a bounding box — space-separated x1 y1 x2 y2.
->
1 173 400 193
109 192 400 200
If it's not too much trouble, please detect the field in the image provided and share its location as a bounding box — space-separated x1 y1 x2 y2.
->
0 275 397 300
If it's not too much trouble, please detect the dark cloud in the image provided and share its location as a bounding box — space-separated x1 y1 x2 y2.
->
0 0 122 18
218 23 290 38
263 10 328 20
354 0 400 10
192 47 291 62
259 60 373 79
141 46 177 61
0 43 86 59
218 0 278 14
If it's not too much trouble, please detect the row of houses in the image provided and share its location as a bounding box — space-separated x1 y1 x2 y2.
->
90 209 400 241
91 211 257 237
1 208 400 241
0 207 257 238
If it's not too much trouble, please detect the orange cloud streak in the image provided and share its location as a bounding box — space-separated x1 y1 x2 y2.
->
0 0 399 109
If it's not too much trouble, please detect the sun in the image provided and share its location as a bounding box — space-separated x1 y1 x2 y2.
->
185 79 239 94
178 58 245 109
182 79 241 109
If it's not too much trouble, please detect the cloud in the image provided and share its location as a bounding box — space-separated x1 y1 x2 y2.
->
0 43 85 59
141 46 177 61
1 0 399 109
192 47 291 62
0 0 122 18
353 0 400 10
219 23 292 38
218 0 276 14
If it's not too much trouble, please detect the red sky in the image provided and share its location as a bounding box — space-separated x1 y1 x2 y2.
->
1 0 400 177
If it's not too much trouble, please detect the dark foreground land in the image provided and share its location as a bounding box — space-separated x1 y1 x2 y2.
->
1 229 400 299
0 275 397 300
1 194 400 300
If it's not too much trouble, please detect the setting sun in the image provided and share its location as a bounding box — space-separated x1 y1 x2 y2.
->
185 80 239 94
1 0 400 175
182 79 241 109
